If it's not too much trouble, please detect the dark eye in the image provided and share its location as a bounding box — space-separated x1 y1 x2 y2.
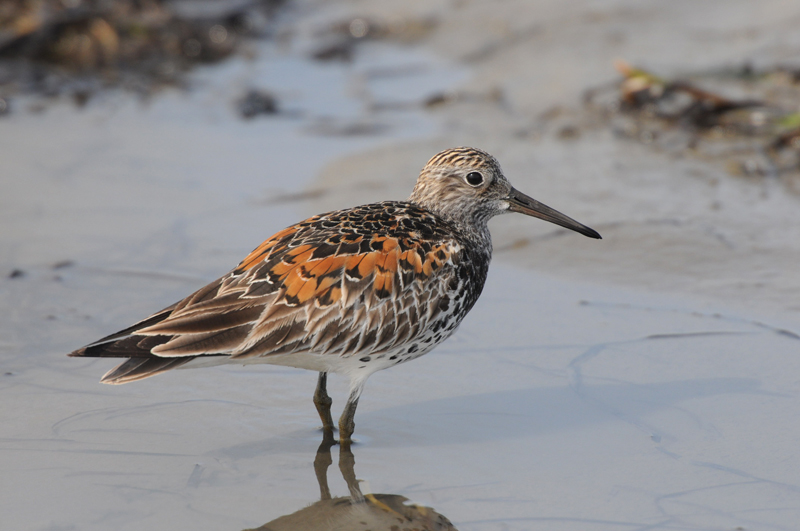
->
465 171 484 186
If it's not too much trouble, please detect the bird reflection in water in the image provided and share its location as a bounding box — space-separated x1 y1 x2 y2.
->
243 437 457 531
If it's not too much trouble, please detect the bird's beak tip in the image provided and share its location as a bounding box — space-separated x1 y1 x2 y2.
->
507 188 602 240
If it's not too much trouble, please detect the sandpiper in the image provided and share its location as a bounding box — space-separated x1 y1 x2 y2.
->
69 147 600 443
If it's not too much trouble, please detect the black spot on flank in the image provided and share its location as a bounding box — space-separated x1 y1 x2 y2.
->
369 239 384 251
360 366 366 369
345 266 362 280
374 286 391 299
438 296 450 312
359 356 370 362
436 250 447 260
284 294 301 306
407 344 418 353
389 355 397 360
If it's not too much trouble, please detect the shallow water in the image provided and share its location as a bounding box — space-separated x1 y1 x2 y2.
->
3 2 800 530
4 257 799 530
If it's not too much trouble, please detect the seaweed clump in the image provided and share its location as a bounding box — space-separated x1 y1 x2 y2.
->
584 60 800 188
0 0 285 101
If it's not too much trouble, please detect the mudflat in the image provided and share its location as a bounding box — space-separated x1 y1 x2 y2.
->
2 1 799 529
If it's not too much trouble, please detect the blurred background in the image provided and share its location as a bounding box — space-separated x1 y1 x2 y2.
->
2 1 800 530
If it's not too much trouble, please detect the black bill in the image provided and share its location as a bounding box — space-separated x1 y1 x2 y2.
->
507 188 601 239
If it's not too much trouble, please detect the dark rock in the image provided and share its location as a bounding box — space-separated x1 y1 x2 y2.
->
237 89 278 118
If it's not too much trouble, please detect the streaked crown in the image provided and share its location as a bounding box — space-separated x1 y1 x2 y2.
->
408 147 513 228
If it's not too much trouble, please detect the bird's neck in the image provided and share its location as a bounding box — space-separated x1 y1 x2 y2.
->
457 215 492 255
408 199 494 260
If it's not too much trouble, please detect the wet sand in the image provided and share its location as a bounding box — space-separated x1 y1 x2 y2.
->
2 1 800 530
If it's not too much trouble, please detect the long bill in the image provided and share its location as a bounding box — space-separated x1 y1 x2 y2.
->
506 188 602 239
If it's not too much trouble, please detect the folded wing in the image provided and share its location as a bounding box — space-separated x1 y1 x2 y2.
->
69 205 462 384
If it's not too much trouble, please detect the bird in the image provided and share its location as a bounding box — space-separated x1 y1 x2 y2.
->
69 147 601 444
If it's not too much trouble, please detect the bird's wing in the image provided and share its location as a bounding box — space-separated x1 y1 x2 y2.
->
70 204 465 382
139 219 462 359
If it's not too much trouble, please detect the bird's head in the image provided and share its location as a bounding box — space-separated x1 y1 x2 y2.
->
409 147 601 239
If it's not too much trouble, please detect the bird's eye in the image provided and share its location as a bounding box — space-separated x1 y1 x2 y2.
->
465 171 484 187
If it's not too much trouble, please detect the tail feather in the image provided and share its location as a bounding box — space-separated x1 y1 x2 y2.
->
71 334 173 359
101 356 196 384
70 303 204 384
75 304 176 357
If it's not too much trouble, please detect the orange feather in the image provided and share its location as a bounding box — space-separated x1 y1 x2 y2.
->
357 252 378 279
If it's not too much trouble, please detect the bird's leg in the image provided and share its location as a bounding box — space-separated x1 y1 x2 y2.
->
338 382 364 444
314 431 337 500
313 372 335 434
338 439 364 501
